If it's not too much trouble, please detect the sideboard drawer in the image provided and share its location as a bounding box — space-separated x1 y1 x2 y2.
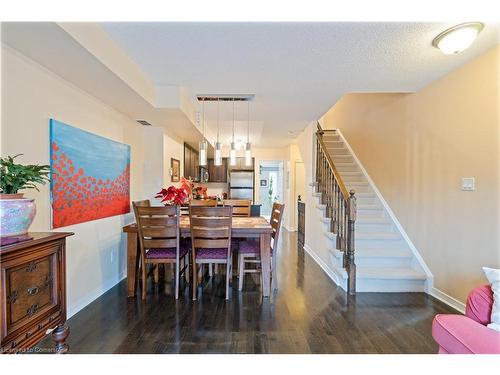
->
6 251 58 329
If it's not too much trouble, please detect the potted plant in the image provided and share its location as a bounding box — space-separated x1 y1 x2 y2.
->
155 186 189 206
0 154 50 238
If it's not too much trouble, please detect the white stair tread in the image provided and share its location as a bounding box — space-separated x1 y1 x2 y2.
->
333 248 412 259
339 171 362 176
324 232 336 240
356 217 390 224
356 232 400 240
357 204 383 210
356 267 426 280
346 182 369 186
335 162 357 166
354 192 375 198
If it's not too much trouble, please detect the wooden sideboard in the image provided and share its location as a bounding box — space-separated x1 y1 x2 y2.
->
0 232 73 354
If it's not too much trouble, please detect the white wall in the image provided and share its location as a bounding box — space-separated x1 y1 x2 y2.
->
1 45 151 317
321 46 500 303
143 126 164 200
162 131 184 188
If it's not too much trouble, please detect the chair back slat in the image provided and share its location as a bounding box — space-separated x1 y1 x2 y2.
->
193 239 231 248
133 199 151 207
143 238 177 248
189 199 218 207
135 205 177 216
189 206 232 250
133 204 180 258
270 202 285 249
141 227 178 238
223 199 251 216
139 216 178 227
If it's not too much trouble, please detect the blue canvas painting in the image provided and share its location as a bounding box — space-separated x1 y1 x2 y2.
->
49 119 131 228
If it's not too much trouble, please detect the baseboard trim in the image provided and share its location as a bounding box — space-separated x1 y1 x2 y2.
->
430 287 466 314
67 272 126 318
303 243 341 286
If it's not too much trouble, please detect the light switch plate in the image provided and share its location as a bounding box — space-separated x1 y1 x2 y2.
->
462 177 475 191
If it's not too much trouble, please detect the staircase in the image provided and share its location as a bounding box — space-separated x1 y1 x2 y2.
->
312 126 429 293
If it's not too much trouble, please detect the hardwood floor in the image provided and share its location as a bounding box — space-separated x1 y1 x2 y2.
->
36 230 457 354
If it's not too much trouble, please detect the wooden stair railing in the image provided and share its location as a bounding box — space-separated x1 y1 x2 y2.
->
315 122 357 295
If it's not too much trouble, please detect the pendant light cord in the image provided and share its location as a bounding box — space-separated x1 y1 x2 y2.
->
247 100 250 143
232 99 235 143
216 98 220 142
202 100 205 140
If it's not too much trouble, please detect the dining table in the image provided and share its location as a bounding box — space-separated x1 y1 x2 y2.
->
122 215 274 298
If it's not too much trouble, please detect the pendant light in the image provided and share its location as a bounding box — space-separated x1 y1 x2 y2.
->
199 100 208 166
245 100 252 166
214 98 222 166
230 99 237 166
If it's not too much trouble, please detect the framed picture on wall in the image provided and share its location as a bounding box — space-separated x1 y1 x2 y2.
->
260 179 267 187
49 119 131 228
171 158 180 182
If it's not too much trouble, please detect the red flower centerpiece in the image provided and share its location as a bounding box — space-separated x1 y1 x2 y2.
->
155 186 188 206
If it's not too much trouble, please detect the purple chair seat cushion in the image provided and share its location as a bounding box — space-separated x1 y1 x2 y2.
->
146 240 190 260
239 239 274 256
239 239 260 255
195 247 229 260
432 314 500 354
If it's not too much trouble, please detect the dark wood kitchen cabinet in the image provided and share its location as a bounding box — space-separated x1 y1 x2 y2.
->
228 157 254 171
207 158 228 182
1 232 73 354
183 143 199 181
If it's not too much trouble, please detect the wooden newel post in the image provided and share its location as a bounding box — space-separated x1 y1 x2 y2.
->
347 190 356 295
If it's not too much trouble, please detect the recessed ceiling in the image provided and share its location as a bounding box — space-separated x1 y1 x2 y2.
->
101 22 499 147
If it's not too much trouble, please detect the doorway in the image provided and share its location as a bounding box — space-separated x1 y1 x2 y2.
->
294 161 306 230
258 160 284 217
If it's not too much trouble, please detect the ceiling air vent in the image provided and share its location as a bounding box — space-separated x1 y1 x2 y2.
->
136 120 152 126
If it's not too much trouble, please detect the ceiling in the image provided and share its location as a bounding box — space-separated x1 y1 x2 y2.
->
101 22 499 147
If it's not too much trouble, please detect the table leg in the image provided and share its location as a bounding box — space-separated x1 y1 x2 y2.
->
127 232 139 297
260 232 271 298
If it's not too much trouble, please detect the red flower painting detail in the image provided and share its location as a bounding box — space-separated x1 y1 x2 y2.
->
51 141 130 228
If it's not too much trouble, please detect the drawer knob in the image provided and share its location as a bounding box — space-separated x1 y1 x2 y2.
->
27 304 39 317
27 286 39 295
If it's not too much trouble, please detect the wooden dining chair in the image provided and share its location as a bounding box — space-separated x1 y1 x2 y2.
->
237 202 285 292
133 203 190 300
223 199 251 217
189 206 233 300
189 199 218 207
134 199 150 207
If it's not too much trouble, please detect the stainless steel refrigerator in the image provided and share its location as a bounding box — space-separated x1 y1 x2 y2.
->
229 171 254 201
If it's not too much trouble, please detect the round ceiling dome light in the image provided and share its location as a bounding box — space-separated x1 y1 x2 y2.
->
432 22 484 55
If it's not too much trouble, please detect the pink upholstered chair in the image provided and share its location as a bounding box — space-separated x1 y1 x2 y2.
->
432 285 500 354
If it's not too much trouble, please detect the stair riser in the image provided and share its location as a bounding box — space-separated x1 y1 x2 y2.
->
355 239 405 250
345 185 372 193
342 178 366 184
327 149 350 156
352 256 412 268
355 197 377 205
331 156 353 162
356 279 426 292
355 223 395 232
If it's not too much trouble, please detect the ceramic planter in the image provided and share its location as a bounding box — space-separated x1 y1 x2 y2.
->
0 197 37 238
